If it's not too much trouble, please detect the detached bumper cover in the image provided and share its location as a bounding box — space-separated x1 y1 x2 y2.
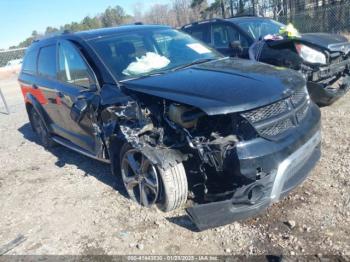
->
308 75 350 106
308 58 350 106
186 130 321 231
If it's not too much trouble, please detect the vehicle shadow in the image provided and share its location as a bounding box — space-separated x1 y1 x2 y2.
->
17 122 128 199
166 215 199 232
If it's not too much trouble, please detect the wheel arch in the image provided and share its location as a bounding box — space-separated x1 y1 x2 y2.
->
25 93 53 133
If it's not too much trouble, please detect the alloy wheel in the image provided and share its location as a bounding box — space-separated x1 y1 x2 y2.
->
121 149 159 207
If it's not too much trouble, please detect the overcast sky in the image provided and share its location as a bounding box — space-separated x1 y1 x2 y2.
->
0 0 171 49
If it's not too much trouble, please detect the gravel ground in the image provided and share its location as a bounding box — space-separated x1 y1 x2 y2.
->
0 77 349 256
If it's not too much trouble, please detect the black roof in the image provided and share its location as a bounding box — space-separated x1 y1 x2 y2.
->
30 24 171 48
228 16 273 23
182 16 273 28
74 24 170 41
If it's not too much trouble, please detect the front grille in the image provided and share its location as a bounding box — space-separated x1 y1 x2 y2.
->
330 55 344 65
241 86 310 139
259 118 294 137
242 99 288 123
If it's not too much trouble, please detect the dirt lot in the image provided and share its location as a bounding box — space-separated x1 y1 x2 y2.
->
0 76 349 256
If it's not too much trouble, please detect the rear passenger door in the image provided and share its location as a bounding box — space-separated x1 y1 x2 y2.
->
35 43 66 130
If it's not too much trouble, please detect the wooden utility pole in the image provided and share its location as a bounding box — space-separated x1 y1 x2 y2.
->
220 0 226 18
230 0 234 17
252 0 256 16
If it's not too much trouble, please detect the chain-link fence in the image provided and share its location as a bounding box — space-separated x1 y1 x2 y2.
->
273 2 350 34
0 48 26 68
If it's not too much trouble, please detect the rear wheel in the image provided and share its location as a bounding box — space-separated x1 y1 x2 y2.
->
120 144 188 212
28 107 55 148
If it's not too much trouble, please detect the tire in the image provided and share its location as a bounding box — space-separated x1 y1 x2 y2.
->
119 143 188 212
28 107 55 148
157 162 188 212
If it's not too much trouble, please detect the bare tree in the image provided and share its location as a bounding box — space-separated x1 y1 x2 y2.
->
191 0 209 19
143 4 176 26
132 2 144 22
172 0 191 25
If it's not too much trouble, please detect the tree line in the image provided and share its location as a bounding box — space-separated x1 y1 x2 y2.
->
9 0 349 49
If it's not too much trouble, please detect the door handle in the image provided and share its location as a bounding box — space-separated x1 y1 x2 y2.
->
32 84 39 89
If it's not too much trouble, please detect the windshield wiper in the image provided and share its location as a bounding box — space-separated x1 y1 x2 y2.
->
121 71 167 82
171 58 217 71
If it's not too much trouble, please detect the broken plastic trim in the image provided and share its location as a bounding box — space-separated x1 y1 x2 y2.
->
186 130 321 231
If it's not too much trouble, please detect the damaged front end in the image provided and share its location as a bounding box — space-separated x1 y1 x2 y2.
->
250 38 350 106
100 83 321 230
305 54 350 106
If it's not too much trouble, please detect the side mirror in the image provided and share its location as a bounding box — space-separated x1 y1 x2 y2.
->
229 41 243 57
70 98 88 123
89 83 98 92
78 83 98 95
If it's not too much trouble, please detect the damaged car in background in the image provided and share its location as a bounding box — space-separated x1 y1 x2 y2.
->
182 17 350 106
19 25 321 230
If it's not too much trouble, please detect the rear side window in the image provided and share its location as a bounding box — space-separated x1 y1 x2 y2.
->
38 45 57 78
186 24 210 44
58 41 93 88
22 49 38 74
212 23 249 48
212 24 230 48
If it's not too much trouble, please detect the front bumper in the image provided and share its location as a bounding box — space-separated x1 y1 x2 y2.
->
307 58 350 106
307 76 350 106
186 121 321 231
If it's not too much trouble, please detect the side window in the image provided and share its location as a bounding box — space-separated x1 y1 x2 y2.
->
227 26 249 48
189 24 210 44
212 24 249 48
212 24 230 48
58 41 93 88
22 49 38 74
37 45 56 78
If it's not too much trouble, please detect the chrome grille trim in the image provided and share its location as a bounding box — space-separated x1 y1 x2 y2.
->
296 99 309 122
291 87 306 106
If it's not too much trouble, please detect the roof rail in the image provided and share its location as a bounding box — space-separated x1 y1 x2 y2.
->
182 18 226 28
62 29 72 34
229 14 259 18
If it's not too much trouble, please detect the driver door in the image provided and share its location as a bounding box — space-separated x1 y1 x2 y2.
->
55 39 100 153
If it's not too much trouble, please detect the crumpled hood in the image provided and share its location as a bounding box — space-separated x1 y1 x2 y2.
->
301 33 350 53
123 58 305 115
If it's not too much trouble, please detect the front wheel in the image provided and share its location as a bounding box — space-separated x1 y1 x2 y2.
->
120 144 188 212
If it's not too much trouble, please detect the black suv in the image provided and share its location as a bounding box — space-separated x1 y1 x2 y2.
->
19 25 321 230
182 17 350 106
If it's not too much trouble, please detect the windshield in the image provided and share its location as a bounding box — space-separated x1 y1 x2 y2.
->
90 28 222 81
235 19 285 40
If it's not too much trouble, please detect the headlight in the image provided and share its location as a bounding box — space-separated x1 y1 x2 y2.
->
295 44 327 65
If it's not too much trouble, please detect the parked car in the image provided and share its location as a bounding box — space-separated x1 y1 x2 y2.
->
182 16 350 106
19 25 321 230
